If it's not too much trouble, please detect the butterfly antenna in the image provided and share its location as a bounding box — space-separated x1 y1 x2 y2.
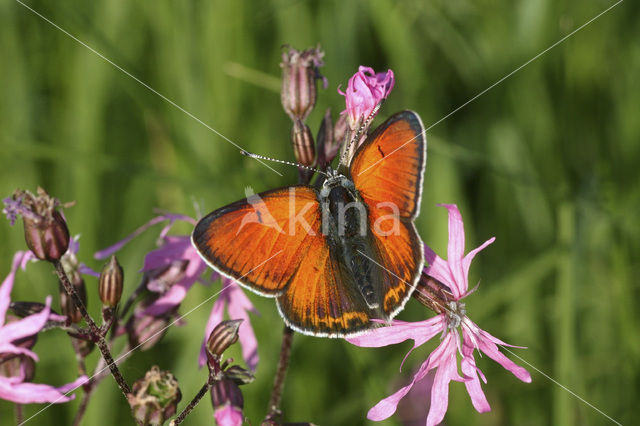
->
241 150 329 178
339 101 383 165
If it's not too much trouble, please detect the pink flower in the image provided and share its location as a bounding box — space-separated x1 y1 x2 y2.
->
96 213 213 317
339 66 394 129
0 251 88 403
348 204 531 426
96 212 259 369
199 278 259 371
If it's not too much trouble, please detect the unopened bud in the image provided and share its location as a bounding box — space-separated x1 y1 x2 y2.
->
224 365 255 386
126 313 170 351
280 46 324 121
24 209 69 262
206 320 242 364
0 355 36 382
59 271 86 323
291 119 315 167
413 275 453 314
99 255 124 307
211 379 244 424
128 366 181 426
9 301 48 318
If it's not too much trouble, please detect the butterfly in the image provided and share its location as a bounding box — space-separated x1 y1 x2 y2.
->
192 110 426 337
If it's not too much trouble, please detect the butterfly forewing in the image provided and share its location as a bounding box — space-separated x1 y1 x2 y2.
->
350 111 426 219
192 186 322 295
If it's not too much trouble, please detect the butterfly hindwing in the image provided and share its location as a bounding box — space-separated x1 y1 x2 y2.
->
350 110 426 219
275 233 374 337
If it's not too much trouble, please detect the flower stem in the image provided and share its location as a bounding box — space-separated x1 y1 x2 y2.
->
171 373 215 425
15 403 23 425
265 326 294 422
71 389 92 426
53 259 131 397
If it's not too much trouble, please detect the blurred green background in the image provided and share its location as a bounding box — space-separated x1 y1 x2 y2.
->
1 0 638 424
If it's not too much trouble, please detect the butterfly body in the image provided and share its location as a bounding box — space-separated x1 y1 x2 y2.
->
318 170 382 311
193 111 426 337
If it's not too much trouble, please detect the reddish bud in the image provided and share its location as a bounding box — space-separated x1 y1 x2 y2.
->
0 355 36 383
291 119 316 167
280 46 324 121
99 255 124 307
59 271 86 323
206 320 242 365
24 209 69 262
5 188 71 261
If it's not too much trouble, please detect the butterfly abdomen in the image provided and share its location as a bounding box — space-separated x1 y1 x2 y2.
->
319 177 381 311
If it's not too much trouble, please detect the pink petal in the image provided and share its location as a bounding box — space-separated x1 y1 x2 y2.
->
465 321 531 383
198 294 226 368
0 375 87 404
347 316 443 348
1 251 31 325
462 237 495 290
94 216 170 259
94 213 196 260
367 359 431 421
460 329 491 413
214 404 243 426
426 334 459 426
0 296 51 345
422 246 457 297
0 343 38 360
438 204 466 295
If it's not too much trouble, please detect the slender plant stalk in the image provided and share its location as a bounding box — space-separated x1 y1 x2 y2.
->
265 326 294 421
15 403 23 425
53 260 131 397
72 343 133 426
171 375 214 426
72 389 92 426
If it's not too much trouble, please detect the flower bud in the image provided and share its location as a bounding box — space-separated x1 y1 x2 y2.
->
59 271 87 323
126 314 171 352
280 46 324 121
0 355 36 382
24 209 69 262
128 366 181 426
206 320 242 364
224 365 255 386
291 119 315 167
9 301 48 318
413 274 453 314
99 255 124 307
211 379 244 426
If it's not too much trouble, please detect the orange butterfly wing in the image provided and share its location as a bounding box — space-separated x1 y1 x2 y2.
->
192 185 377 336
276 237 374 337
350 110 427 316
192 186 322 295
350 110 426 219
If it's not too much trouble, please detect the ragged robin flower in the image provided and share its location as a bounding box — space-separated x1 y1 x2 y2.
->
0 251 88 403
348 204 531 426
